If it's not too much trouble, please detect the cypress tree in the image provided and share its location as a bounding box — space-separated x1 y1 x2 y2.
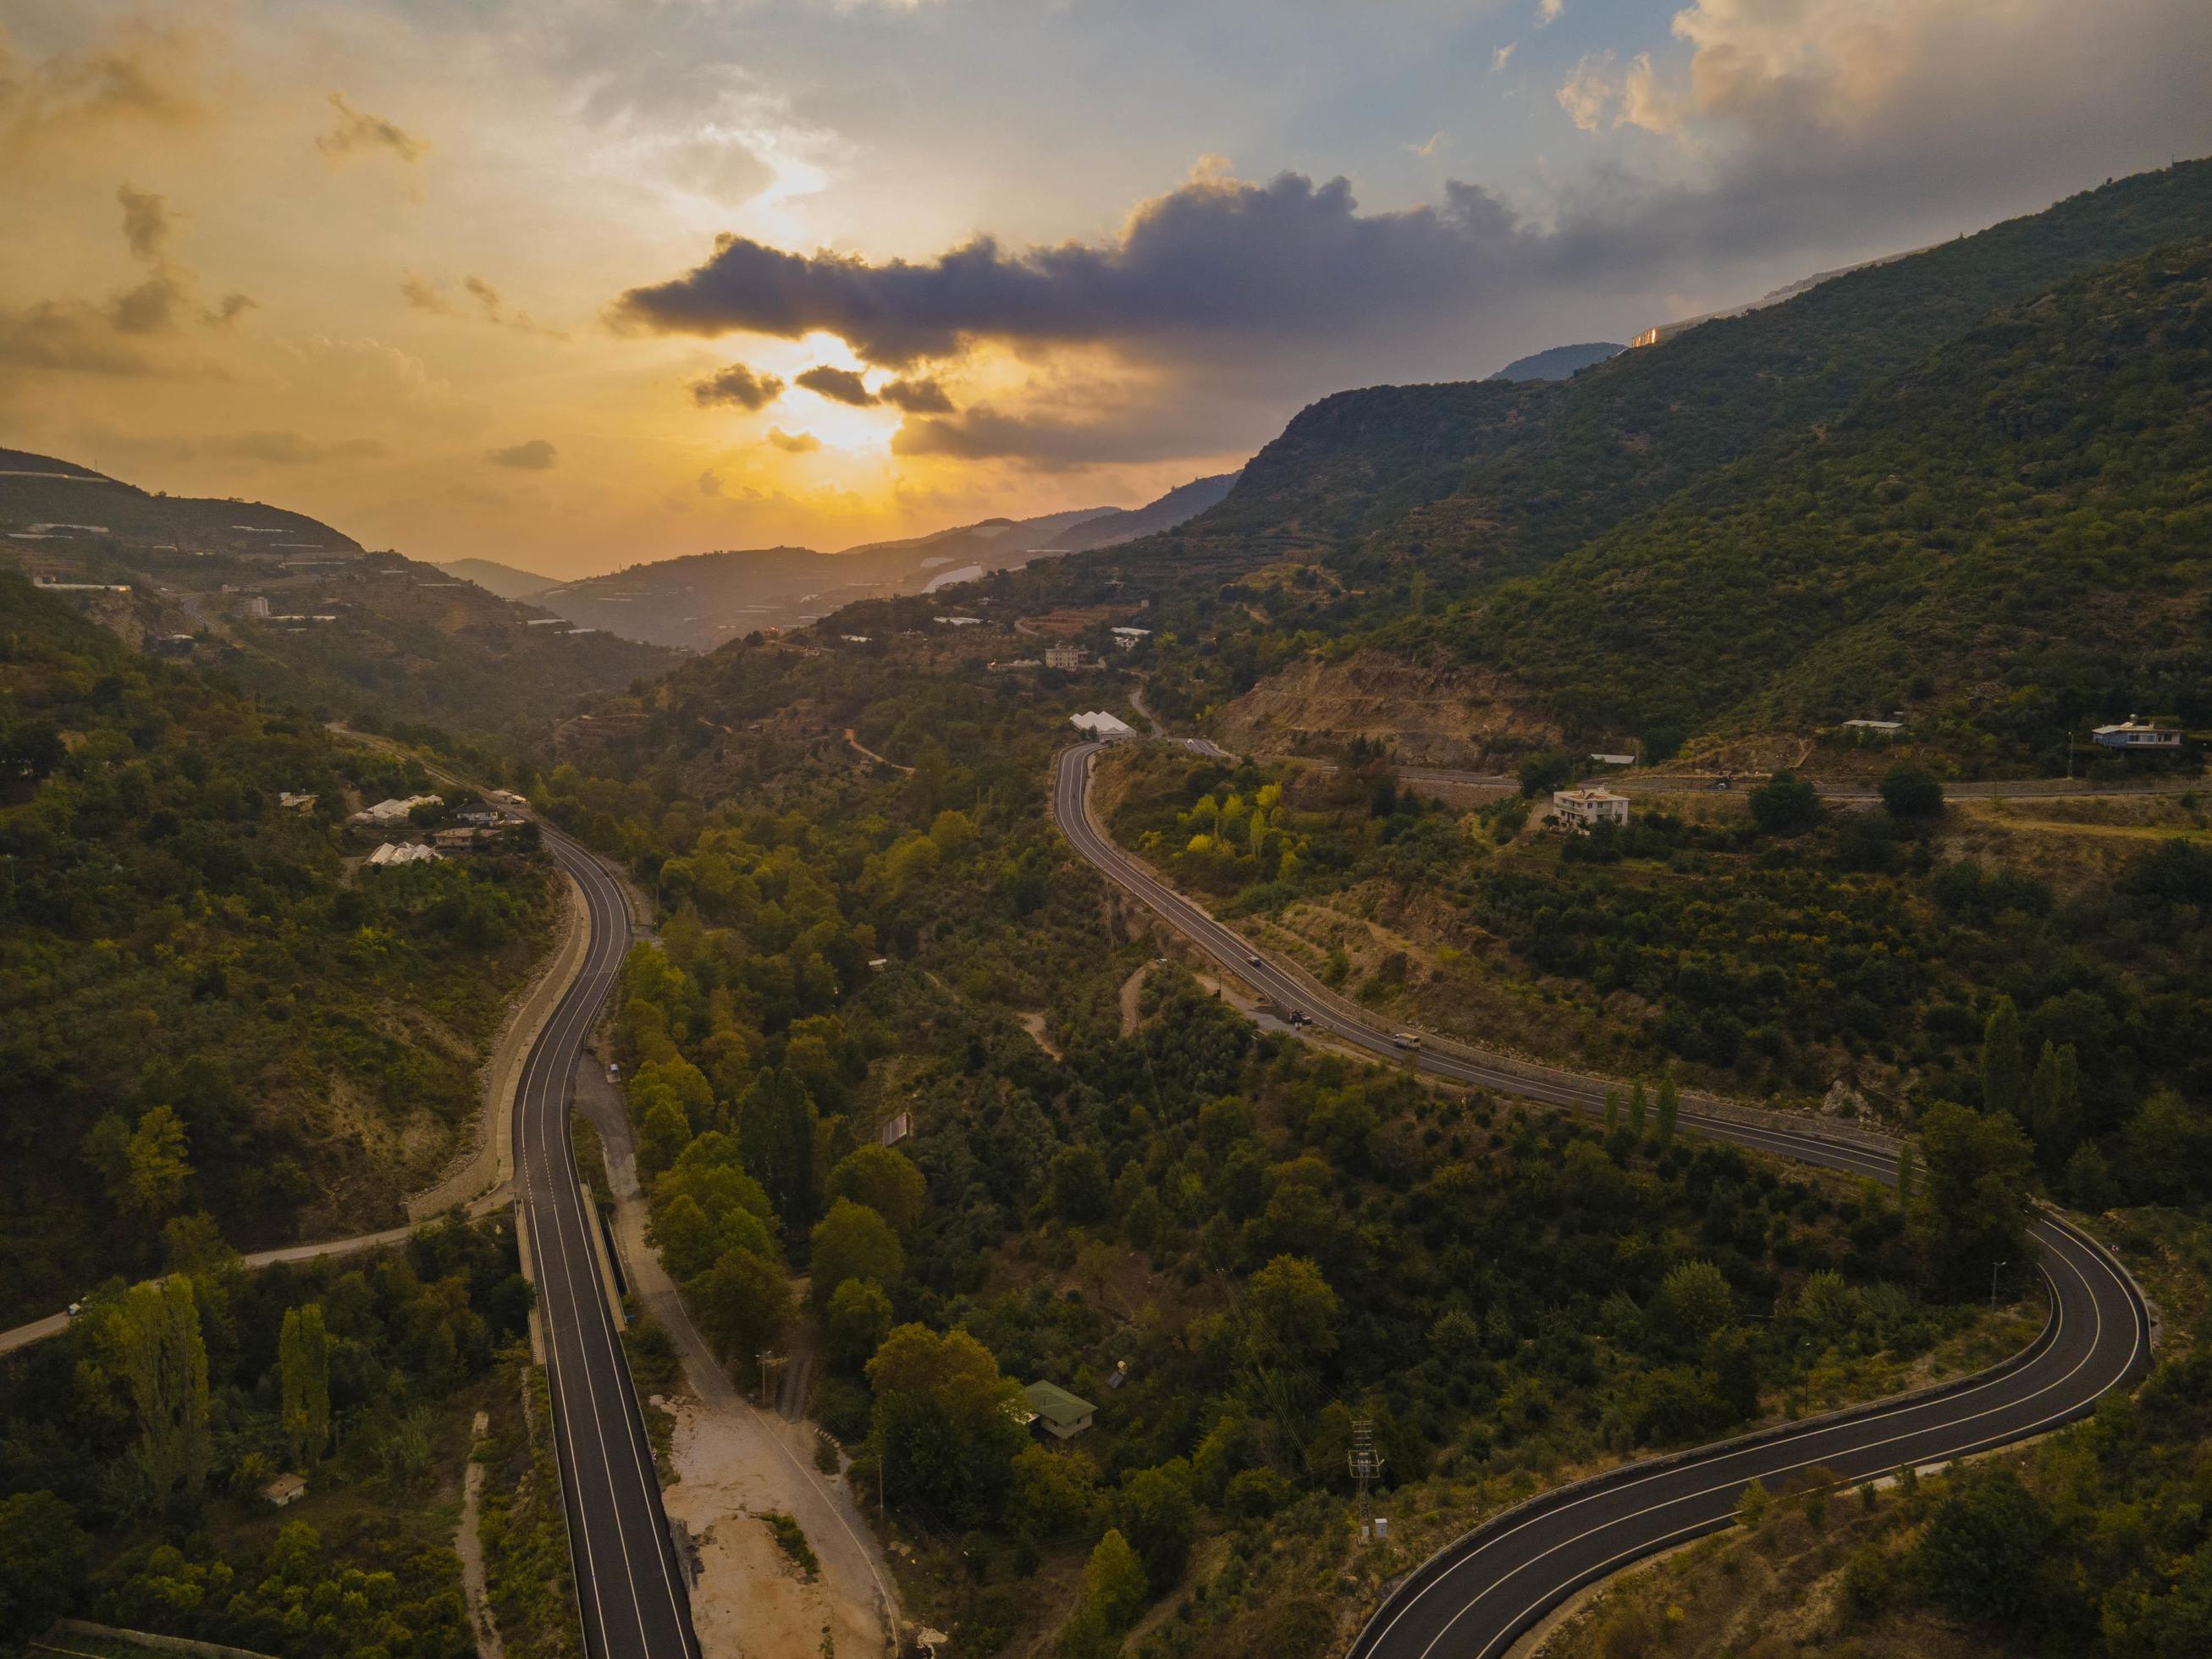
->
1656 1078 1680 1149
2027 1042 2081 1168
1979 997 2027 1119
1629 1082 1649 1140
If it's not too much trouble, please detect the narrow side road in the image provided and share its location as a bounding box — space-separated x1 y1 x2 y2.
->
1051 741 2149 1659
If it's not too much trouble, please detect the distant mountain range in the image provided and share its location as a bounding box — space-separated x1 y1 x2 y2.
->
1487 343 1624 382
510 471 1240 649
0 448 673 740
437 557 559 600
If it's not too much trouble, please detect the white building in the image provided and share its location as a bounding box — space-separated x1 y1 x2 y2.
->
1553 787 1630 829
1110 626 1151 651
1070 711 1135 740
1842 719 1904 734
1588 752 1636 767
1045 644 1089 670
350 794 442 825
2091 717 2182 751
934 615 984 627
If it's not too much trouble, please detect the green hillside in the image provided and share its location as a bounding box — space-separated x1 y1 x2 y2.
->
0 571 557 1322
1422 236 2212 763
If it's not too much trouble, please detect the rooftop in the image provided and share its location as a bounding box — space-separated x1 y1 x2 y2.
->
1021 1380 1096 1429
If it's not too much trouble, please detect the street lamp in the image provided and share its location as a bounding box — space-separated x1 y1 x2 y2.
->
1990 1259 2009 1308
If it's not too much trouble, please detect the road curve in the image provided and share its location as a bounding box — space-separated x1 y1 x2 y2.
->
1051 741 2149 1659
521 826 701 1659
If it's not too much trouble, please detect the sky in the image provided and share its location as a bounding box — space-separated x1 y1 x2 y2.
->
2 0 2207 579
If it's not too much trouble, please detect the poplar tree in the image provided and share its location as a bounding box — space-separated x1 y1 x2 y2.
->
279 1304 332 1468
1628 1082 1649 1141
1602 1089 1621 1136
1656 1078 1680 1149
109 1276 211 1507
2028 1042 2081 1168
1979 997 2027 1119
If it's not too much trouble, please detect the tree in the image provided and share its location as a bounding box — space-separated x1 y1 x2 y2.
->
1914 1469 2053 1621
1010 1444 1100 1538
1245 1255 1339 1366
736 1067 819 1229
0 1491 91 1641
810 1199 903 1310
1115 1459 1196 1591
1912 1103 2034 1298
1081 1527 1149 1630
824 1144 928 1237
1602 1089 1620 1135
2027 1042 2080 1168
1979 997 2027 1120
1654 1078 1680 1149
1878 765 1945 820
826 1278 894 1368
105 1275 212 1507
692 1247 792 1373
2121 1091 2212 1205
865 1325 1026 1524
1048 1145 1111 1226
1748 770 1823 835
123 1105 192 1221
1657 1260 1734 1342
1628 1082 1648 1140
279 1304 331 1468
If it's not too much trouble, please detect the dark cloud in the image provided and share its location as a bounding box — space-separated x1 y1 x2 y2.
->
892 403 1239 473
318 92 427 163
0 300 158 375
698 469 723 495
399 273 565 338
207 292 256 327
766 427 819 453
487 438 559 469
793 365 877 405
0 18 206 157
878 375 955 414
117 184 174 262
611 169 1542 367
689 361 784 409
109 274 186 335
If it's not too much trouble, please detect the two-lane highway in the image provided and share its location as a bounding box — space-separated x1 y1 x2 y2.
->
519 827 700 1659
1051 741 2149 1659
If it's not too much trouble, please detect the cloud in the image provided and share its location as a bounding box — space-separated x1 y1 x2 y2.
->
698 468 723 495
317 91 427 163
0 17 207 157
891 397 1245 473
400 273 451 314
487 438 558 469
794 364 878 405
398 273 565 338
1492 43 1517 72
0 300 159 376
1558 52 1618 133
689 361 784 409
1536 0 1564 27
612 163 1549 368
766 427 820 453
117 184 175 262
877 375 954 414
1406 131 1446 159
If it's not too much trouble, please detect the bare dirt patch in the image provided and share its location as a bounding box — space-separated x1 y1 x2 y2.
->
1212 648 1558 769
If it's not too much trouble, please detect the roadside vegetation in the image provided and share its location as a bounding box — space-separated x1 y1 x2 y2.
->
0 1215 542 1656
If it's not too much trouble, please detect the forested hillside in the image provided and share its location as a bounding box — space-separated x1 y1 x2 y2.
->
1423 238 2212 762
0 572 556 1323
970 159 2212 773
0 450 676 746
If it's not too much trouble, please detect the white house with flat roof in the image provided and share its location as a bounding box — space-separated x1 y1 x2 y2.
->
2091 717 2182 751
1553 786 1630 828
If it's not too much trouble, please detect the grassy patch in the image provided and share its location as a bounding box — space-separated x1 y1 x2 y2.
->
759 1511 819 1579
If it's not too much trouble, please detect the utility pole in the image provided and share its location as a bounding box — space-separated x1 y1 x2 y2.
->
1349 1419 1386 1541
1990 1259 2008 1308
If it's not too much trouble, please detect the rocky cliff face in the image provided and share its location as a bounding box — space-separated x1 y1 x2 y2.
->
1211 648 1559 769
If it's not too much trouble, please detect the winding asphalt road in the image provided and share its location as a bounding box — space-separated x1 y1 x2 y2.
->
520 827 701 1659
1052 740 2149 1659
